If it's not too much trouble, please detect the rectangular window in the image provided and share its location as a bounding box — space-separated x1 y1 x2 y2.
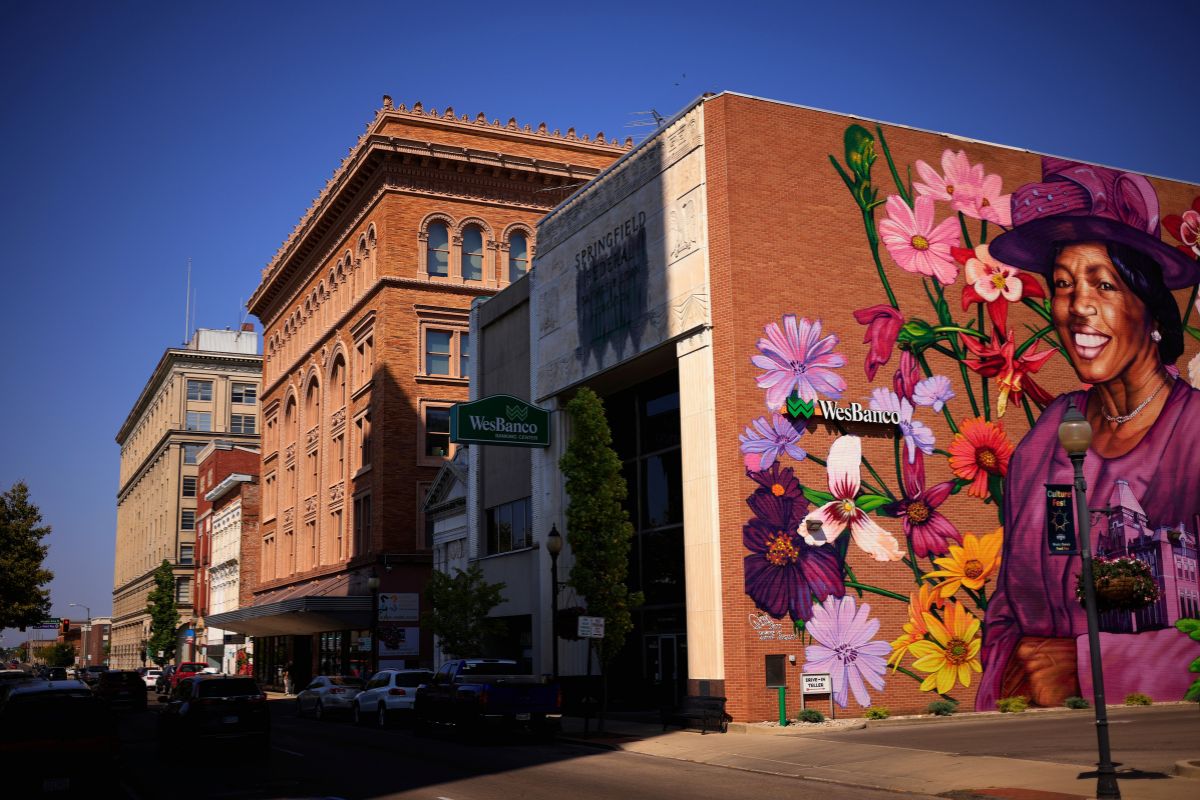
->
425 407 450 459
425 330 452 375
180 544 194 565
356 334 374 388
186 380 213 401
182 444 204 465
485 497 531 556
181 510 195 531
356 412 372 469
460 333 470 378
231 414 256 434
185 411 211 432
182 476 197 498
306 520 317 571
333 433 345 478
176 578 192 604
333 509 344 562
354 495 372 556
231 383 257 404
264 472 276 518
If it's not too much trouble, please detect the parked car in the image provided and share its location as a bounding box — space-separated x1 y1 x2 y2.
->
0 679 119 794
157 675 270 755
296 675 364 720
165 661 207 693
79 664 108 686
93 670 149 711
45 666 68 681
352 669 434 728
0 669 34 687
414 659 561 737
143 668 163 689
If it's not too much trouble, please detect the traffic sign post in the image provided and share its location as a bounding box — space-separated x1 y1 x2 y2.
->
577 616 605 639
800 672 834 719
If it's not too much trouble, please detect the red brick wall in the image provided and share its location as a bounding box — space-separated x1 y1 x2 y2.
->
706 94 1200 720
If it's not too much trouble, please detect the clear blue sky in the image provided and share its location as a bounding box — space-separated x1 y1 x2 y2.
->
1 0 1196 644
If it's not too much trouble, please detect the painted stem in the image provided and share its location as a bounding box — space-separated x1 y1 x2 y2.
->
979 304 991 421
958 212 974 250
844 580 908 603
876 125 912 207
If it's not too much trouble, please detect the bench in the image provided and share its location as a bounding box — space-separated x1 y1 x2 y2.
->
661 695 729 734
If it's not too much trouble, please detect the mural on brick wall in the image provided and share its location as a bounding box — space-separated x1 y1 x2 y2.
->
740 124 1200 711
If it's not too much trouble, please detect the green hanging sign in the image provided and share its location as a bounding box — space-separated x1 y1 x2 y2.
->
449 395 550 448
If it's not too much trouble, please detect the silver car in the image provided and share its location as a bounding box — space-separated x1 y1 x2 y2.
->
296 675 365 721
353 669 433 728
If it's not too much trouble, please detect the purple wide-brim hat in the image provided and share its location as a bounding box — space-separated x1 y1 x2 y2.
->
990 157 1200 290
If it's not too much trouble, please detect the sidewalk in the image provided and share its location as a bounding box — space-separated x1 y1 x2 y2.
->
557 710 1198 800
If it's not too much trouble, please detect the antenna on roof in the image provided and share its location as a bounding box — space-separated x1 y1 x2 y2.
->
628 109 665 128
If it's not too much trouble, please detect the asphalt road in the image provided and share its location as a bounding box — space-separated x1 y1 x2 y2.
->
814 703 1200 777
113 698 929 800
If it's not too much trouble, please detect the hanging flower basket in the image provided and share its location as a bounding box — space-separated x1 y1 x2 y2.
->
556 606 588 641
1076 557 1159 612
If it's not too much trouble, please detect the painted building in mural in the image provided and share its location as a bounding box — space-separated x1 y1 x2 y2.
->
507 91 1200 721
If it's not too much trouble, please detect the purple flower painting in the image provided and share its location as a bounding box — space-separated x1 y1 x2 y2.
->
743 520 844 622
869 388 935 463
739 414 806 472
804 595 891 708
752 315 846 410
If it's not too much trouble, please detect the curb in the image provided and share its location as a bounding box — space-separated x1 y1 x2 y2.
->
1176 759 1200 780
859 700 1194 729
730 720 868 735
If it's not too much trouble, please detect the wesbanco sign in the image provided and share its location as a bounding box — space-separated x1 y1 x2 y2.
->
449 395 550 448
784 395 901 426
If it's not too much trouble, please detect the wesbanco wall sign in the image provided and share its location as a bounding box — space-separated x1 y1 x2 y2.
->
783 395 901 427
449 395 550 448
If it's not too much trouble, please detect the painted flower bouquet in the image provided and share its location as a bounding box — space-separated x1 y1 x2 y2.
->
1076 556 1160 613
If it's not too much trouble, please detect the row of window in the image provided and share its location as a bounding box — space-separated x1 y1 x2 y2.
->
186 379 257 404
184 411 257 433
426 224 529 283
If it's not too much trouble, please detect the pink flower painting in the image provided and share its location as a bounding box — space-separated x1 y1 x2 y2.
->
752 315 847 410
878 195 961 285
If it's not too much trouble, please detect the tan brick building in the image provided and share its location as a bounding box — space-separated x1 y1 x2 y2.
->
207 98 626 688
112 327 261 669
472 91 1200 721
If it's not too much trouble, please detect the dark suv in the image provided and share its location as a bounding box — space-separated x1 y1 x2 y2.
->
80 664 108 686
0 680 119 794
94 669 148 711
158 675 269 755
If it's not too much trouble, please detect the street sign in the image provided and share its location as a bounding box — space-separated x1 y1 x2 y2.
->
801 673 832 694
31 623 59 630
577 616 605 639
449 394 550 447
1044 484 1079 555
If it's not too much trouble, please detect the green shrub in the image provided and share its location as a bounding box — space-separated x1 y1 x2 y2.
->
1124 692 1152 706
997 696 1029 713
864 706 890 720
926 700 956 716
1064 696 1090 709
797 708 825 723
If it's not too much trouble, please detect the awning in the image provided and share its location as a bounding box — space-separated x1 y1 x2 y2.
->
205 574 371 636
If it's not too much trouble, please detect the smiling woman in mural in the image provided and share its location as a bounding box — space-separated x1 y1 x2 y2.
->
977 159 1200 709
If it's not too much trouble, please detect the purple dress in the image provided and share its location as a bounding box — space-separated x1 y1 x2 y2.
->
977 379 1200 710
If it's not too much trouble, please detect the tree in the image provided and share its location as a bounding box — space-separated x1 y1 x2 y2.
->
45 642 75 668
559 388 643 670
421 563 506 659
0 481 53 630
146 560 179 666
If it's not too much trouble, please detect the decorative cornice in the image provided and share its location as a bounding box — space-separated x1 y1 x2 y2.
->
248 100 624 321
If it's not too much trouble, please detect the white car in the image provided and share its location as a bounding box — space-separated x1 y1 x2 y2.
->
352 669 433 728
142 668 162 690
296 675 365 720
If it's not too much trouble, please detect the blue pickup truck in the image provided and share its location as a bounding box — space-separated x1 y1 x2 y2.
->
413 659 561 736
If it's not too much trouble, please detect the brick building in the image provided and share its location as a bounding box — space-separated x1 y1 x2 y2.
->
194 441 260 673
469 92 1200 720
112 327 261 669
206 97 626 689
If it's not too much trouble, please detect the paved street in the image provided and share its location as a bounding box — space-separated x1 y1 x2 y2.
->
114 698 925 800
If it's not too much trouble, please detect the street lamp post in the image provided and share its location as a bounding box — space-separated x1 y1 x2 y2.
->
68 604 91 667
1057 402 1121 800
545 524 563 678
367 571 380 676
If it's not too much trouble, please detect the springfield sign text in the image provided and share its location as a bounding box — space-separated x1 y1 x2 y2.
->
450 395 550 448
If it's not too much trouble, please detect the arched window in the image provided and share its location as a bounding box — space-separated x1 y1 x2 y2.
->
462 226 483 281
509 232 529 282
331 355 346 408
305 378 321 425
427 222 449 277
